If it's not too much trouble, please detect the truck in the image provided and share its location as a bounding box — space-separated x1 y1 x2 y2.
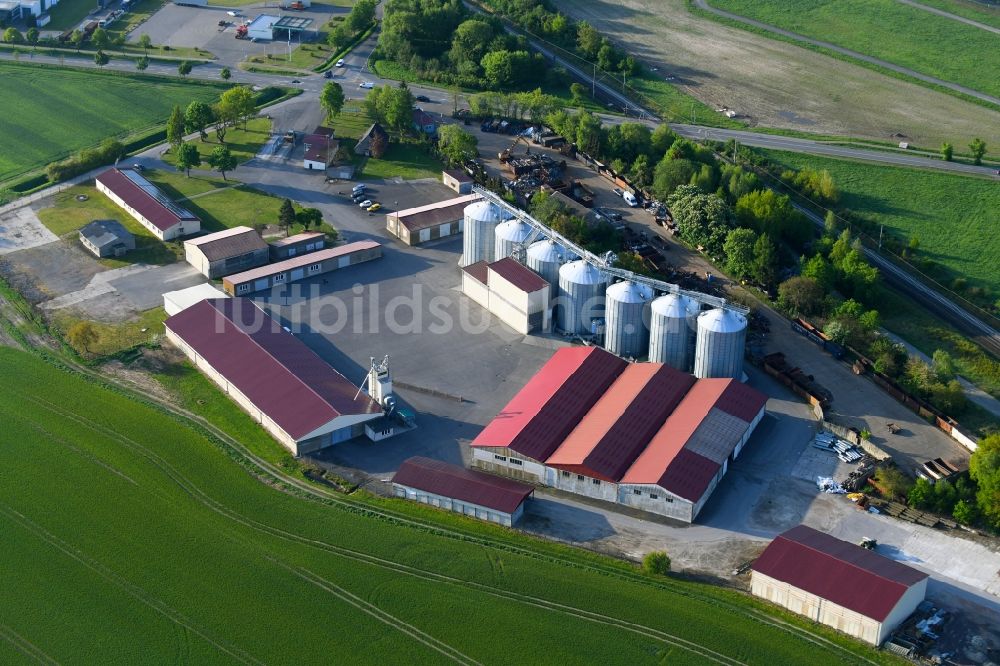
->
234 24 248 39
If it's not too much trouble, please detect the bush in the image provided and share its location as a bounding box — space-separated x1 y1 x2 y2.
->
46 138 125 183
642 551 671 576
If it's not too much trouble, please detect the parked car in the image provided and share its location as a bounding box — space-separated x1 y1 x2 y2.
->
359 81 374 88
358 199 372 208
352 183 367 194
227 10 241 16
323 70 333 78
132 163 144 172
367 203 382 212
336 59 345 67
612 187 624 197
352 193 367 202
415 95 430 103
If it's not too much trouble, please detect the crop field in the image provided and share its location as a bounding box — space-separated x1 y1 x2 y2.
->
0 63 225 186
707 0 1000 98
0 348 900 664
760 150 1000 296
549 0 1000 147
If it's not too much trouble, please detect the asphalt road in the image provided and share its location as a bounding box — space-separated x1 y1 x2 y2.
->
692 0 1000 107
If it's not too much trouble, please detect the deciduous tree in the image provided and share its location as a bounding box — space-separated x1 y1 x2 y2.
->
207 145 236 180
723 228 756 279
296 207 323 231
3 27 23 43
67 321 98 354
940 142 953 162
777 276 824 317
138 33 152 54
175 143 201 176
135 55 149 71
969 138 987 165
178 60 193 77
436 124 478 165
93 50 109 68
91 27 110 51
184 101 215 141
166 105 185 149
220 67 231 81
320 81 345 123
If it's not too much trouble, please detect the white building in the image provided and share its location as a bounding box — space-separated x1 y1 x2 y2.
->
163 283 229 317
246 14 279 40
461 257 550 335
96 168 200 241
385 193 479 246
184 226 269 279
751 525 929 646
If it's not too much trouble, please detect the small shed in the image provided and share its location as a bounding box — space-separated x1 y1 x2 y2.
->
392 456 534 526
442 169 473 195
163 283 229 317
79 219 135 258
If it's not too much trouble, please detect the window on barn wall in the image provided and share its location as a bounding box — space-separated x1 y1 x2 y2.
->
649 493 658 500
577 474 584 481
494 454 507 461
510 458 522 466
633 489 641 495
592 479 600 485
561 471 570 477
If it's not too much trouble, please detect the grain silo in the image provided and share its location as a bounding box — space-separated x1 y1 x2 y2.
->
526 239 572 298
693 308 748 379
493 219 533 261
604 281 653 358
462 201 503 266
648 293 700 371
557 260 607 335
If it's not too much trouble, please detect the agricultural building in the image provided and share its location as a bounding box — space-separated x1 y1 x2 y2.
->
385 193 480 246
222 240 381 295
750 525 928 645
269 231 325 261
442 169 473 195
355 123 388 157
163 283 228 317
461 257 550 334
164 298 383 455
471 346 767 522
392 456 534 526
183 226 268 279
303 134 337 170
412 108 437 135
78 219 134 258
96 168 200 241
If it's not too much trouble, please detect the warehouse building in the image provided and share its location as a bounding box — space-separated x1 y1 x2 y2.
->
751 525 928 645
223 240 381 295
96 168 200 241
269 231 326 261
461 257 551 334
471 346 767 522
392 456 534 526
164 298 384 455
184 226 268 279
78 219 134 258
163 283 229 317
385 193 480 246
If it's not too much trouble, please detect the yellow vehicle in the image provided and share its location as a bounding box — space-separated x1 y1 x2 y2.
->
367 203 382 212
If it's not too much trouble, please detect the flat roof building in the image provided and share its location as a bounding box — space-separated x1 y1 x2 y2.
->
223 241 381 295
471 346 767 522
461 257 550 334
386 193 480 246
269 231 326 261
79 219 135 258
184 226 268 279
751 525 929 645
96 168 200 241
164 298 383 455
392 456 534 526
246 14 279 40
442 169 473 195
163 283 229 317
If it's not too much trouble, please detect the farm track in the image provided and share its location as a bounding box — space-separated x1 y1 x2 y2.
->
0 622 59 666
20 386 881 666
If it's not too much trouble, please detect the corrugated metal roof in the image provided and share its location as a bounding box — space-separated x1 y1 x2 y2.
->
184 227 267 262
80 219 132 249
546 364 695 481
392 456 533 514
752 525 928 622
224 241 380 285
269 231 325 248
471 347 627 462
97 168 198 232
488 258 548 294
389 194 481 232
715 380 769 422
461 260 489 285
164 298 380 440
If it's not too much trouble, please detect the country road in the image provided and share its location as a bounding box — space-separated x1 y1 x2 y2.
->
693 0 1000 107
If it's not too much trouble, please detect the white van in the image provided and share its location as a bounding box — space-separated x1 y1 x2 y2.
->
622 190 638 207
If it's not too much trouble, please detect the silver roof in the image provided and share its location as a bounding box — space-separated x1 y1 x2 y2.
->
495 219 533 242
559 259 605 285
464 200 504 224
606 280 653 303
698 308 748 333
651 293 700 318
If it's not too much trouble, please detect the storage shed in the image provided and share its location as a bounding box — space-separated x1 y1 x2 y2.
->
223 240 381 295
751 525 928 645
461 257 550 334
385 193 480 246
442 169 473 195
184 226 268 279
392 456 534 526
163 283 229 317
269 231 325 261
79 219 135 258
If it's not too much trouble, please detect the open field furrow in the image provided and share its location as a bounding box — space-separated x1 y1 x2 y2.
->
0 623 59 666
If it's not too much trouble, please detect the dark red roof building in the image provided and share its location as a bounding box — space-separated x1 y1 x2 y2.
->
471 347 767 522
751 525 928 645
164 298 383 455
96 168 200 241
392 456 534 525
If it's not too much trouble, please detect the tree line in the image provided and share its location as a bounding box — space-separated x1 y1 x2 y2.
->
166 86 257 179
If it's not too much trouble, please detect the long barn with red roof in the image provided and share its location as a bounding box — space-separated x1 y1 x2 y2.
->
471 346 767 522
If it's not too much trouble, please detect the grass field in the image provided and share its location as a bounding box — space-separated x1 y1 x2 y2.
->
760 150 1000 296
0 347 901 664
550 0 1000 147
51 307 167 358
910 0 1000 28
0 62 225 185
36 186 183 266
326 106 443 181
707 0 1000 98
45 0 100 31
163 117 272 168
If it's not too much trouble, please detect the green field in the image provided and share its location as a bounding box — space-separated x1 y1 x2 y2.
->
761 150 1000 296
707 0 1000 98
0 62 225 185
906 0 1000 29
0 347 900 664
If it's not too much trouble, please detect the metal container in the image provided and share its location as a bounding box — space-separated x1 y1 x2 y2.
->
693 308 748 379
526 239 572 298
648 294 700 371
604 281 653 358
462 201 503 267
557 260 607 335
493 219 533 261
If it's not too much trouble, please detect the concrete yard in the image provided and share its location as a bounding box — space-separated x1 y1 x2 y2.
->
0 207 58 255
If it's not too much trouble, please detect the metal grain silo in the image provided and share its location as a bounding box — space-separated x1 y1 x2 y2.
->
693 308 748 379
493 219 533 261
604 281 653 358
557 260 607 335
526 239 572 298
462 201 503 266
648 293 700 370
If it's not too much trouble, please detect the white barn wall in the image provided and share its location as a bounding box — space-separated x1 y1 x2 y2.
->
392 483 524 526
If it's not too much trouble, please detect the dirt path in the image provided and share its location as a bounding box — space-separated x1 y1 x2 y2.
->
896 0 1000 34
549 0 1000 147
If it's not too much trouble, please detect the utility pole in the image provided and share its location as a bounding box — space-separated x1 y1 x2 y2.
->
878 224 884 251
592 63 596 97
